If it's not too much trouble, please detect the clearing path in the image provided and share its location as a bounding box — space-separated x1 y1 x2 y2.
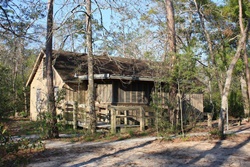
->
28 134 250 167
27 121 250 167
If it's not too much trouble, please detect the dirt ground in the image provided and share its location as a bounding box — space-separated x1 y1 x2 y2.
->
27 122 250 167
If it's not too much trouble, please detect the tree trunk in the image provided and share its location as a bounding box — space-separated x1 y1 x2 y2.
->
177 81 184 136
193 0 223 95
239 0 250 118
219 0 250 135
23 87 28 114
165 0 178 128
86 0 96 134
243 49 250 112
19 39 28 115
240 75 249 116
13 38 18 117
165 0 177 128
164 0 176 61
218 20 249 137
46 0 58 138
207 80 214 127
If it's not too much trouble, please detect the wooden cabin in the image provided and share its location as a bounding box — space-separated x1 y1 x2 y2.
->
26 50 203 131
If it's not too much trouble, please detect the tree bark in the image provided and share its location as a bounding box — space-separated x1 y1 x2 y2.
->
219 20 249 137
240 75 249 116
243 49 250 109
86 0 96 133
164 0 176 61
193 0 223 95
165 0 178 128
13 40 17 117
239 0 250 117
218 0 250 138
46 0 58 138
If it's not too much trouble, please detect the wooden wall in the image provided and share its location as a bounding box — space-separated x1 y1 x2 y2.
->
64 82 87 104
63 81 203 114
113 81 153 104
96 83 112 103
184 94 204 113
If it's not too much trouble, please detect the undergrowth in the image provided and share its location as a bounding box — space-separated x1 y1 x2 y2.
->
0 123 45 166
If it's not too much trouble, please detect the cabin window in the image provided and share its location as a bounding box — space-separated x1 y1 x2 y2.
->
116 82 150 104
36 88 41 112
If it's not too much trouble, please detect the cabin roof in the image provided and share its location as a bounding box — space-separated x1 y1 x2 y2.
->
55 51 155 81
26 50 157 86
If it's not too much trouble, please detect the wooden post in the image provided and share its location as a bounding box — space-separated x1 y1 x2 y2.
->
62 102 66 123
111 108 116 134
124 110 128 125
73 101 77 129
140 107 145 131
207 113 213 128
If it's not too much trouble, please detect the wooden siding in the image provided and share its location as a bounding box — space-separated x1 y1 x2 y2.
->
29 57 66 121
96 83 112 103
153 92 203 113
184 94 203 112
64 83 87 104
114 81 152 104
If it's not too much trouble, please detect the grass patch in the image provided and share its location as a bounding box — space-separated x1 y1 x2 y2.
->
1 117 86 137
69 128 154 143
0 144 45 167
0 121 45 167
57 124 85 136
1 117 41 136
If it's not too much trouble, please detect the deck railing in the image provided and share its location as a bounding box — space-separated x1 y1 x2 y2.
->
60 101 153 132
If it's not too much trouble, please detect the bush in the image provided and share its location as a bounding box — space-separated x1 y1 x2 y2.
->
0 123 44 166
19 111 29 118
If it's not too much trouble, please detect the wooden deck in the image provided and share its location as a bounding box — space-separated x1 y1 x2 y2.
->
62 102 154 133
77 121 141 131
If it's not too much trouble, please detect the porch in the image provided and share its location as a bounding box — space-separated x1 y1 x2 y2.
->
59 101 155 133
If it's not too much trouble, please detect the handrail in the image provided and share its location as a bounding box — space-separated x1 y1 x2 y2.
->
109 105 145 134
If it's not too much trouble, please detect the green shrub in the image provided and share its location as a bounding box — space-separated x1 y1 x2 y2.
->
209 129 225 139
19 111 29 118
0 123 44 166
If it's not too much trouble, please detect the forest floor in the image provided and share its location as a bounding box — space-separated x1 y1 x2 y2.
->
26 121 250 167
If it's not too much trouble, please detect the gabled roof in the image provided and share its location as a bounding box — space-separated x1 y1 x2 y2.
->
26 50 156 86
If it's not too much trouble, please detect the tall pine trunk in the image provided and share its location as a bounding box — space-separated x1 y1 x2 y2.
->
46 0 58 138
86 0 96 133
165 0 176 58
240 0 250 119
243 49 250 118
165 0 177 128
240 75 249 116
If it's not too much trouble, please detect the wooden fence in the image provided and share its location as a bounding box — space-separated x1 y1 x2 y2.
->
60 101 152 132
108 105 145 134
